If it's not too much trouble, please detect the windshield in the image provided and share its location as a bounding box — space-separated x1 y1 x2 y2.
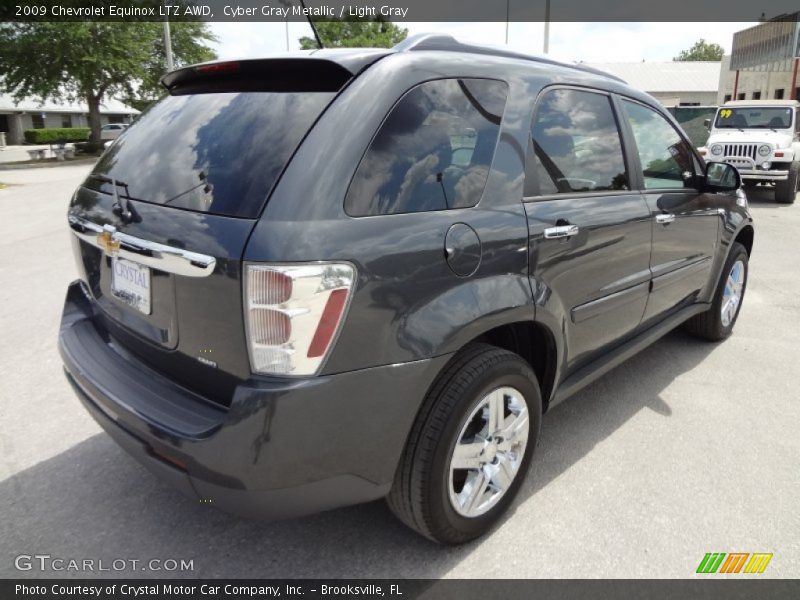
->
714 106 794 130
86 92 334 218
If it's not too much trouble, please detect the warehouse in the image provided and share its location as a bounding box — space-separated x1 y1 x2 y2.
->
717 12 800 103
584 61 721 107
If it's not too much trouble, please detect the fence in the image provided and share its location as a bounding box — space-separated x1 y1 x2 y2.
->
667 106 718 148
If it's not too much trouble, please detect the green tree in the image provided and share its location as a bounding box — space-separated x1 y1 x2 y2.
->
674 39 725 61
299 18 408 49
128 22 217 111
0 21 216 144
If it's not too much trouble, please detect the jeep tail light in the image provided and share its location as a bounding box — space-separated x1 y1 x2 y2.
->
245 263 356 376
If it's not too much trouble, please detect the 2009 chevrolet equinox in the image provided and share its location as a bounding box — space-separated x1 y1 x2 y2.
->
59 34 754 544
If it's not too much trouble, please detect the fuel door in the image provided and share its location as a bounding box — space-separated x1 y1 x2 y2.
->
444 223 482 277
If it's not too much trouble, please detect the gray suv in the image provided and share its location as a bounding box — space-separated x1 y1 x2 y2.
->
59 35 753 544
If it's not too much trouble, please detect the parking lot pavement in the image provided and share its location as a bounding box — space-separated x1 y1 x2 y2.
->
0 166 797 579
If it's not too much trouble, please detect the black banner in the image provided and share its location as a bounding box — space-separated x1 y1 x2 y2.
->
4 579 800 600
1 0 799 22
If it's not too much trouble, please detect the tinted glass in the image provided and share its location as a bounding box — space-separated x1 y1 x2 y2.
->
622 100 695 190
345 79 508 217
714 106 793 129
528 89 628 195
87 92 334 218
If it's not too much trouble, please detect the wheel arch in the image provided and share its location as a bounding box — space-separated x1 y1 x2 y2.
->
734 224 754 256
464 320 559 412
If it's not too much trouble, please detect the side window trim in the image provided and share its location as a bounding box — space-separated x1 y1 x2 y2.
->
616 94 702 192
522 84 633 202
522 189 644 203
610 93 644 192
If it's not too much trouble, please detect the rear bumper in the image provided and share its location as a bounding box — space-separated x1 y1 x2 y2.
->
59 280 451 519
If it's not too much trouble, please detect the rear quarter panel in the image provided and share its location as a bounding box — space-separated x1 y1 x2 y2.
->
244 53 543 374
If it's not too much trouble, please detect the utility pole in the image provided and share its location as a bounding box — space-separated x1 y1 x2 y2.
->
163 1 174 72
543 0 550 54
279 0 291 50
505 0 509 45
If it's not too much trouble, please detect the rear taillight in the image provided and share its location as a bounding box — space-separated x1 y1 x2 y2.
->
244 263 356 376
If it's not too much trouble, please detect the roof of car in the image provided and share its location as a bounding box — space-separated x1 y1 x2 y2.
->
723 100 800 107
390 34 626 83
163 33 627 91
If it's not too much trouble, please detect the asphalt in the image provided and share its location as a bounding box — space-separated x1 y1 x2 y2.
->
0 164 798 579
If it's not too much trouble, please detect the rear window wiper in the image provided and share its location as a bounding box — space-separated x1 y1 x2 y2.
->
88 175 136 222
89 174 131 198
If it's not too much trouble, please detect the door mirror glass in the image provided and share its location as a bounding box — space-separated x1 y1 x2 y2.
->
705 162 740 192
703 118 711 130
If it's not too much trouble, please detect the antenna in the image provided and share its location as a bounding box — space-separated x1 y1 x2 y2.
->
299 0 324 49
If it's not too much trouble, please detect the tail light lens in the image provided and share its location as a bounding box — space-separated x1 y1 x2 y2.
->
245 263 356 376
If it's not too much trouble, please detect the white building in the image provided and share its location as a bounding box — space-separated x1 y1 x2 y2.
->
584 61 721 107
0 93 139 144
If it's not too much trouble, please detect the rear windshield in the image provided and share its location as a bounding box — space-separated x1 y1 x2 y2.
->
714 106 794 130
86 92 334 218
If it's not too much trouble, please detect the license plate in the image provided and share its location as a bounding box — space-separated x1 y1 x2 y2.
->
111 257 151 315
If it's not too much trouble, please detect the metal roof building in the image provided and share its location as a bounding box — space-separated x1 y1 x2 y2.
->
583 61 722 107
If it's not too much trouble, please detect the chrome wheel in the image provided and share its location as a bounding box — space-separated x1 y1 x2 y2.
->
721 259 745 327
448 386 529 518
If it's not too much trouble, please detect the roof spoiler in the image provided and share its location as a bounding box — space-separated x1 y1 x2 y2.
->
161 58 356 95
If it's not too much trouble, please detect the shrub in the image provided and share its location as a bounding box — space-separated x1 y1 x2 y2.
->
23 127 90 144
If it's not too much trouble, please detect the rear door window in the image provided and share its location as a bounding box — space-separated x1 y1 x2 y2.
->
345 78 508 217
526 88 629 196
87 92 335 218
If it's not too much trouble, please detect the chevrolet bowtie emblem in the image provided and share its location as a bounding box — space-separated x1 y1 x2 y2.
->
97 229 120 257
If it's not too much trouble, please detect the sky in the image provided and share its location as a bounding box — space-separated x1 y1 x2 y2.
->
208 22 755 63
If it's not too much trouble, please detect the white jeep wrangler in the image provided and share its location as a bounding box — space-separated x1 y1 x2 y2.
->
700 100 800 204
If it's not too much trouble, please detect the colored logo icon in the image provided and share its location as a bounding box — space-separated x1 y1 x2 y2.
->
697 553 773 574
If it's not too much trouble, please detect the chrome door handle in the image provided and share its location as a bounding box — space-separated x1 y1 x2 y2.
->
655 213 676 224
543 224 580 239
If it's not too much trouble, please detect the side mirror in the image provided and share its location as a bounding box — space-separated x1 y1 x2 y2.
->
704 162 740 192
703 118 711 130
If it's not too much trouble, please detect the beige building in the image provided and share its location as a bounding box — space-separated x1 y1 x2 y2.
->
717 12 800 104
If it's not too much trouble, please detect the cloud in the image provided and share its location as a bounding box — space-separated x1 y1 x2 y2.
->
208 21 756 63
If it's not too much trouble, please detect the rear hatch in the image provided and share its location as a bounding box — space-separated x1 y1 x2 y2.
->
67 56 382 406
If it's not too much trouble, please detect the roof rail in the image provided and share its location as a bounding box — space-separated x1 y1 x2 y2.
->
392 33 626 84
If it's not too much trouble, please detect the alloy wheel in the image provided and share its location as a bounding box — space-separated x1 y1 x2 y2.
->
448 386 529 517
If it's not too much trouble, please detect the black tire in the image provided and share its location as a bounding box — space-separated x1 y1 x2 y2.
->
741 180 757 188
774 162 798 204
684 242 748 341
386 343 542 545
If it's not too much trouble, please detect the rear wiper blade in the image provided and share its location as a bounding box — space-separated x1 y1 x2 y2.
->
89 174 130 195
88 175 135 222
